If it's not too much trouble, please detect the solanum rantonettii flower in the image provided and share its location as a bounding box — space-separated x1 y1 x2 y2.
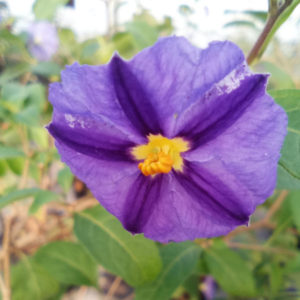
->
27 21 59 61
47 37 287 242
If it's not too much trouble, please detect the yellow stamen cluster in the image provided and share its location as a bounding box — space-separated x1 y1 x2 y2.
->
132 134 190 177
138 152 173 176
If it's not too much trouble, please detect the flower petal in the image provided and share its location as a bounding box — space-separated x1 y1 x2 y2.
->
47 111 136 161
121 172 248 243
53 139 141 219
109 55 161 135
48 63 146 141
183 91 287 206
128 36 245 136
175 73 267 149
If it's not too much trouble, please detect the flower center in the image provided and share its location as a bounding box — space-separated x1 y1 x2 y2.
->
132 134 190 176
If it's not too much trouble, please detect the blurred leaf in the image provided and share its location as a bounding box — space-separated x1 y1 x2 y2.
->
112 32 136 58
34 241 97 286
157 16 173 36
58 28 79 60
243 10 268 21
0 146 24 159
74 206 162 287
0 29 28 56
182 274 200 298
256 61 295 89
32 61 61 77
126 20 158 50
6 157 25 175
80 39 100 61
135 242 200 300
225 9 267 22
179 4 194 16
33 0 68 20
270 263 283 296
0 63 30 85
1 82 28 102
11 257 59 300
0 188 40 209
224 20 258 30
27 83 46 110
0 160 7 176
204 242 256 297
287 191 300 230
270 89 300 189
57 167 73 193
15 105 39 126
29 190 59 214
29 127 49 149
286 253 300 273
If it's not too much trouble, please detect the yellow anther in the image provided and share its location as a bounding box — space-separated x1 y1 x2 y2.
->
138 151 173 176
132 134 190 176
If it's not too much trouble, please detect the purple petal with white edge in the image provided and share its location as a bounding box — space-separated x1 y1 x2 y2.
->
49 63 148 142
128 36 245 136
175 73 267 149
47 111 136 162
183 91 287 207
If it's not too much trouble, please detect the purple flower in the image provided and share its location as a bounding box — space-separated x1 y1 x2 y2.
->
201 276 216 300
27 21 59 61
47 37 287 243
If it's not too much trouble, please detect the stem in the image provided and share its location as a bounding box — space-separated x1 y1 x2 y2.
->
226 241 297 256
2 217 12 300
247 0 294 65
246 16 277 65
224 190 288 241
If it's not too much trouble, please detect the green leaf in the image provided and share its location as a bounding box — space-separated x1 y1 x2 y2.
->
0 188 40 209
29 127 49 149
14 105 39 126
27 83 46 109
29 190 59 214
74 206 162 287
0 160 7 176
11 257 59 300
204 242 256 297
287 191 300 230
269 89 300 189
34 241 98 286
224 20 257 30
125 21 158 50
33 0 68 20
57 167 73 193
0 146 24 159
256 61 295 89
1 82 29 102
0 63 30 85
6 157 25 175
31 61 61 77
135 242 200 300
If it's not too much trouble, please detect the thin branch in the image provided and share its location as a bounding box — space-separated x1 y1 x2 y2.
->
264 190 289 221
224 190 289 241
0 274 9 300
104 276 122 300
3 217 12 300
226 241 297 257
247 0 294 65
